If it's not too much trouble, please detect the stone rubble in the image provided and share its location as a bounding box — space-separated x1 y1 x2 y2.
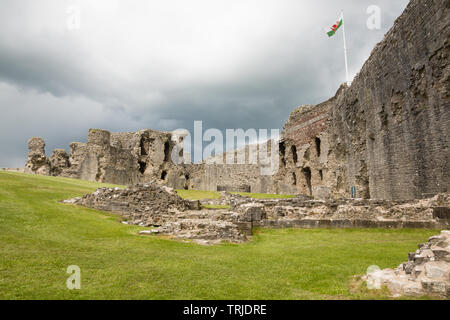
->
64 183 249 244
66 183 200 227
64 183 449 245
232 193 450 229
364 230 450 298
24 0 449 202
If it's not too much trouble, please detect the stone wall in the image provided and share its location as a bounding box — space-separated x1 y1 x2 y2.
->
25 128 276 193
327 0 450 200
68 183 200 226
277 0 450 200
232 192 450 230
65 185 449 245
273 97 334 197
25 128 193 188
24 0 449 200
188 142 276 193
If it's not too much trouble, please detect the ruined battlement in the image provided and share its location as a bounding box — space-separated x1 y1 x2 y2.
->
24 0 449 201
273 0 449 200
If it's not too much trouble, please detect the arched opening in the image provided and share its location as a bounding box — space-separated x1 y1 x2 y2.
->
315 137 321 157
302 167 312 196
184 174 190 190
292 172 297 186
140 137 148 155
138 161 146 174
279 141 286 166
164 141 170 162
161 170 167 180
291 145 298 164
319 170 323 181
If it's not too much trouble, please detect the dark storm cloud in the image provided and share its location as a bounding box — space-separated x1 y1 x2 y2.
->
0 0 408 167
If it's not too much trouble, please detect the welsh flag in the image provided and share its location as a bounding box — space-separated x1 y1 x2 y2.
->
327 15 343 37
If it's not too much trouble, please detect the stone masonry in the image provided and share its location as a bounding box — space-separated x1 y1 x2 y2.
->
275 0 450 200
65 184 449 245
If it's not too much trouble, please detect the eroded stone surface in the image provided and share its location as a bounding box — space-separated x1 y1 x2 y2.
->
26 0 449 202
24 137 50 175
70 183 199 226
65 184 449 244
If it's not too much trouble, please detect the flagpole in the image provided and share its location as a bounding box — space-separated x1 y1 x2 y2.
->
341 11 350 85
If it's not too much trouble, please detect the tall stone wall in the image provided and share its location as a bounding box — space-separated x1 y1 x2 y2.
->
328 0 450 200
24 128 276 193
279 0 450 200
273 97 334 197
189 142 276 193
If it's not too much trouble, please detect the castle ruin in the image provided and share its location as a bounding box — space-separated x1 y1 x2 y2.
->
25 0 449 201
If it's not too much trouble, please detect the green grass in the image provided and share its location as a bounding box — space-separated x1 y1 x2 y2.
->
175 189 296 200
231 192 296 199
202 204 232 210
0 171 439 300
175 189 221 200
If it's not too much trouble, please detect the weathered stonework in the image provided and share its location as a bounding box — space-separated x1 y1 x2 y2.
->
69 183 200 226
66 185 449 244
230 192 450 230
25 128 277 194
24 137 51 175
26 0 449 201
274 99 333 197
278 0 450 200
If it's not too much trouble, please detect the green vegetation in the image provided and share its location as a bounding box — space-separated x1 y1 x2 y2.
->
202 204 231 210
175 189 220 200
176 189 296 200
0 171 437 299
231 192 296 199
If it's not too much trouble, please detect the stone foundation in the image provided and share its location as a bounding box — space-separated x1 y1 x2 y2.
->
65 186 450 245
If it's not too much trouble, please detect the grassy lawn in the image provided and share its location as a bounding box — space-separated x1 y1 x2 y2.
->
175 189 296 200
0 171 439 300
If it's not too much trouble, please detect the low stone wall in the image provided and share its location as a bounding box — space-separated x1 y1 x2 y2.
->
65 186 449 245
232 193 450 230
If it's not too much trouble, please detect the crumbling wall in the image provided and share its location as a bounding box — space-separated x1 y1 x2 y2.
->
49 149 69 176
68 183 200 226
187 142 276 193
274 99 332 197
24 128 190 188
278 0 449 200
232 192 450 230
328 0 450 200
24 0 449 200
24 137 51 175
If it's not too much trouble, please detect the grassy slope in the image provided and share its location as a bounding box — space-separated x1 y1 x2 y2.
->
0 172 438 300
176 189 296 200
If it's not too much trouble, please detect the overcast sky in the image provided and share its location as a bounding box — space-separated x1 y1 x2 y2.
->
0 0 408 167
